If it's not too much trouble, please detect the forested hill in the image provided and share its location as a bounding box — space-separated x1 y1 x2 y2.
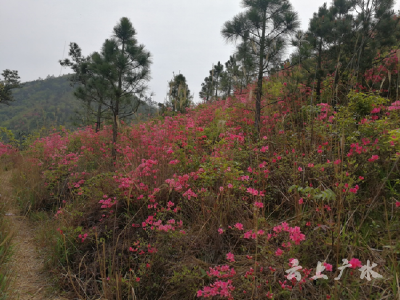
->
0 74 157 135
0 75 79 133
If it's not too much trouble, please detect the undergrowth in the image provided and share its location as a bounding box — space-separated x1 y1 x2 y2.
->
2 53 400 300
0 168 14 299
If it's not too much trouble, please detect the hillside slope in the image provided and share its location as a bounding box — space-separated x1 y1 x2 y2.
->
0 75 78 133
2 80 399 299
0 75 157 135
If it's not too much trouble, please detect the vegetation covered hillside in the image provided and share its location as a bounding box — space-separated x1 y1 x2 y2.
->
1 66 400 299
0 75 79 133
1 1 400 299
0 74 157 138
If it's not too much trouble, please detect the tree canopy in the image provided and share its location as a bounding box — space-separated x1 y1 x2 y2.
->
222 0 300 133
61 17 152 159
165 73 192 113
0 69 21 105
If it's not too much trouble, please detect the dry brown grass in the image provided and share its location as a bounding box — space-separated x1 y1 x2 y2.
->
0 170 71 300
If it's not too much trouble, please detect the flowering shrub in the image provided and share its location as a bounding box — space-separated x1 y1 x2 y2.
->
0 142 16 161
8 67 400 299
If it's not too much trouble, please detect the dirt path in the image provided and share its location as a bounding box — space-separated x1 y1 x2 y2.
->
0 171 70 300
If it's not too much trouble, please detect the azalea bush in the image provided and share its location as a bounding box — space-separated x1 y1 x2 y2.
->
3 62 400 299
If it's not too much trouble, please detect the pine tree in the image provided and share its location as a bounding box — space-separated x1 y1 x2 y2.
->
212 61 224 100
307 3 337 101
60 42 107 132
235 38 258 92
219 56 240 98
350 0 399 75
60 17 152 160
0 69 21 105
167 73 192 113
222 0 299 134
305 0 399 102
199 75 214 101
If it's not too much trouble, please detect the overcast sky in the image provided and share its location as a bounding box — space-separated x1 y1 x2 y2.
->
1 0 330 103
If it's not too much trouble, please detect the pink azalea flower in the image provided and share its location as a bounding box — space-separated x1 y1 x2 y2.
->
334 159 341 165
371 107 381 114
226 252 235 262
254 201 264 208
243 230 252 239
234 223 244 230
349 258 362 269
368 155 379 162
247 187 259 196
323 262 333 271
275 248 283 256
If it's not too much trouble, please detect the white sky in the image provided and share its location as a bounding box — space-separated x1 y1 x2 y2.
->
1 0 332 103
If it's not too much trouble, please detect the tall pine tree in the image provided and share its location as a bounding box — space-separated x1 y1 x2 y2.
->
222 0 299 134
0 70 21 105
166 73 192 113
61 17 152 160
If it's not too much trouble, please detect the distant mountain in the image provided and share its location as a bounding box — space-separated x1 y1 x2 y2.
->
0 74 157 135
0 75 79 133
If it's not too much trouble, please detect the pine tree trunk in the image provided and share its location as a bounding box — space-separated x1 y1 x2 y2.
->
316 38 322 101
215 75 220 100
112 40 124 161
95 103 101 133
112 102 119 162
255 9 267 135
